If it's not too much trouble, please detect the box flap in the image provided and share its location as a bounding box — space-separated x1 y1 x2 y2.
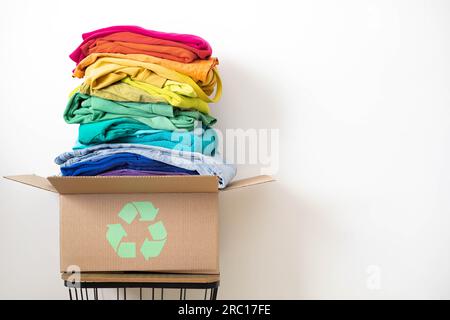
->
47 175 218 194
3 174 57 193
221 175 275 191
4 174 273 193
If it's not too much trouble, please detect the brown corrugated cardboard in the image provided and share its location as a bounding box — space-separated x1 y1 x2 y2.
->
4 174 57 193
4 174 274 274
48 175 219 194
5 174 274 193
60 192 219 273
61 272 220 284
222 175 274 191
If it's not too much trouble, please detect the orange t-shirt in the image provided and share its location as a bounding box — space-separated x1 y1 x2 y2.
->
80 32 211 63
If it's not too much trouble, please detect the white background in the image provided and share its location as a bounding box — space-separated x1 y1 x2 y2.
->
1 0 450 299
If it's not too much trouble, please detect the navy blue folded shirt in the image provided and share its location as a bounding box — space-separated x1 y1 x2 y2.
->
60 152 198 176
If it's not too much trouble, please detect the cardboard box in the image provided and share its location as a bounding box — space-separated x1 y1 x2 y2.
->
4 174 273 274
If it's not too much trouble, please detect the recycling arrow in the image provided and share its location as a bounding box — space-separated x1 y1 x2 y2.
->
136 201 159 221
118 203 139 224
148 221 167 240
117 242 136 258
106 201 167 260
106 224 127 251
141 238 167 260
118 201 159 224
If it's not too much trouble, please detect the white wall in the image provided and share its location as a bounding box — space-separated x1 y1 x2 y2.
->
1 0 450 299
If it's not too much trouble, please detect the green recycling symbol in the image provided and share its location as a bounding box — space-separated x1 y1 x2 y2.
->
106 201 167 260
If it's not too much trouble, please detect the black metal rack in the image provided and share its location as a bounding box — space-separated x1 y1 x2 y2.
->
63 273 220 300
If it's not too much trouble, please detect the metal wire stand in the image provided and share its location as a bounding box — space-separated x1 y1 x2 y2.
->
62 273 219 300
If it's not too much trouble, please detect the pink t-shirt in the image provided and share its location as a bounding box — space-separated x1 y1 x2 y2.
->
70 25 212 64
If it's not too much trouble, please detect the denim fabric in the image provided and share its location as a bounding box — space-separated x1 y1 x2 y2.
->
99 169 192 176
55 143 236 188
60 152 198 176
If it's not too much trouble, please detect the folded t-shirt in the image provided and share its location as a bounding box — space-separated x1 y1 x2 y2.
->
64 92 216 131
98 169 193 176
70 25 212 64
76 118 217 155
60 152 198 176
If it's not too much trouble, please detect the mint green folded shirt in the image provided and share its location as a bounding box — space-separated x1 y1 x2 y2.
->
64 92 216 131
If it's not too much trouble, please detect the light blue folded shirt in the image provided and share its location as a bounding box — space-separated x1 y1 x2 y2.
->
55 143 236 189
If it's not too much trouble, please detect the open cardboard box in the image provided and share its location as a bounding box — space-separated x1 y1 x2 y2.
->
4 174 274 274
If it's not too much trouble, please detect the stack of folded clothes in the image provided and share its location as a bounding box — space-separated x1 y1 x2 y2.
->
55 26 236 188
